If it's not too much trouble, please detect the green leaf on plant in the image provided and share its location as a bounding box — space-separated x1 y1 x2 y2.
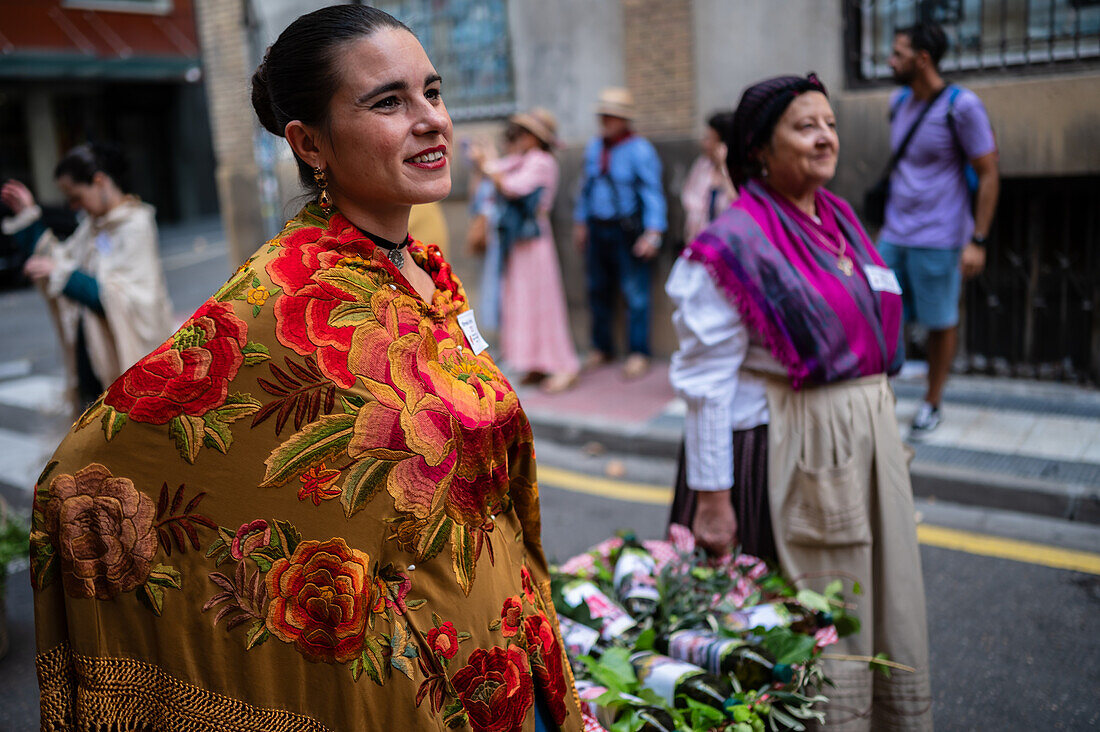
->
869 652 893 678
795 589 831 614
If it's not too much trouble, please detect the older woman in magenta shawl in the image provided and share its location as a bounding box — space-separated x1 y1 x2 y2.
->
667 75 931 730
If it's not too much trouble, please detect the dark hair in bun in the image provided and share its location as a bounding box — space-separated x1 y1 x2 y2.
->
251 4 411 188
54 142 131 192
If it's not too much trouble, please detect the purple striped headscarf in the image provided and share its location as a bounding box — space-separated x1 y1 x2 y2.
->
684 180 903 389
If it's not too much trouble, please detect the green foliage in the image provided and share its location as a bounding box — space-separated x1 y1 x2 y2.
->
0 510 29 574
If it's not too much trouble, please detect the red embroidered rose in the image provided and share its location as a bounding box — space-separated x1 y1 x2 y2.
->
43 463 158 600
451 645 534 732
523 612 569 725
427 621 459 660
520 565 537 605
266 219 373 389
500 595 523 638
265 537 374 664
230 519 271 560
105 299 247 424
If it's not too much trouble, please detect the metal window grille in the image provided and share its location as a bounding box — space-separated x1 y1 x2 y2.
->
375 0 515 120
848 0 1100 80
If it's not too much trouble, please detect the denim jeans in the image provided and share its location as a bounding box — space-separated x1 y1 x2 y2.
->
585 221 652 356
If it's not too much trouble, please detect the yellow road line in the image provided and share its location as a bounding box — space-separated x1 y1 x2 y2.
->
537 465 673 505
915 524 1100 575
537 465 1100 575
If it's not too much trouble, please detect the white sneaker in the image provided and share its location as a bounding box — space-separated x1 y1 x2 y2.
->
909 402 942 439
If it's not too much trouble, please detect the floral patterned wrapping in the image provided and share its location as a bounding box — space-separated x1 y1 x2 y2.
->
31 204 583 731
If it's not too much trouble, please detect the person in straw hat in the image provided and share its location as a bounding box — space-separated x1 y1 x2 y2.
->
572 87 667 380
471 108 581 393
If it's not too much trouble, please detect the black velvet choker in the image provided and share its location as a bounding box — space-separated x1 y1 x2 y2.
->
363 230 411 268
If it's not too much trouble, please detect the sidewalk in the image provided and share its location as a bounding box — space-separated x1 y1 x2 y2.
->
517 361 1100 525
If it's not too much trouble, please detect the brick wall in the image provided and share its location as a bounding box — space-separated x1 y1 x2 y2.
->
621 0 696 139
193 0 263 265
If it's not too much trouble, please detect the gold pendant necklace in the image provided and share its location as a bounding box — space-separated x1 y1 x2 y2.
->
836 254 854 276
808 225 853 277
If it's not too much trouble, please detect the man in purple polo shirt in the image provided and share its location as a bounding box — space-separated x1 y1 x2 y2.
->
879 22 1000 436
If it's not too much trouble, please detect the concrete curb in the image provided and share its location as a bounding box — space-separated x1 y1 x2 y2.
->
527 411 1100 526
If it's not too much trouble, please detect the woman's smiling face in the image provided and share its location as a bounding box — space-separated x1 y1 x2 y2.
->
313 28 453 214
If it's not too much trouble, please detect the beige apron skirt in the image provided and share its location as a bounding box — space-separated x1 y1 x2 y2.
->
765 373 933 731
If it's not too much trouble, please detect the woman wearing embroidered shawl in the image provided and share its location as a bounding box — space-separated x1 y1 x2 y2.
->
667 75 932 729
31 7 583 731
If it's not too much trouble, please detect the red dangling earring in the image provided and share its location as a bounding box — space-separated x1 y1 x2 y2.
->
313 167 332 213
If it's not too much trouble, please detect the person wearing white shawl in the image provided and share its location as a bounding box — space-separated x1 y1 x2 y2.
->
1 143 174 416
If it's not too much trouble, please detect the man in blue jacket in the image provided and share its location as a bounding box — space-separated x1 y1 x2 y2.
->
573 87 667 379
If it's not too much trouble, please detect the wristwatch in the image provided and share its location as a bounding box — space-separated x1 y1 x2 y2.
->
970 233 987 247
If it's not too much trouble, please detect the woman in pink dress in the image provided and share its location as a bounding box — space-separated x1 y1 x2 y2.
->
472 109 580 393
681 111 738 244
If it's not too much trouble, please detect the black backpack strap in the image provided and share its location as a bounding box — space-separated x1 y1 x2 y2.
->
885 83 951 174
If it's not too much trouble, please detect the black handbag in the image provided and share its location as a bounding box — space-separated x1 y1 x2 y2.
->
863 85 950 228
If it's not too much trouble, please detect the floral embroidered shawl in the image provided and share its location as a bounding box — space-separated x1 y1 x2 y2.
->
30 203 583 731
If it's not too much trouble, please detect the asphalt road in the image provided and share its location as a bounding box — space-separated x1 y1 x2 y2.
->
1 226 1098 730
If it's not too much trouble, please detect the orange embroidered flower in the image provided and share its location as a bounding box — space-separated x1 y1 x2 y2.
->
265 538 373 664
500 595 523 638
298 464 341 505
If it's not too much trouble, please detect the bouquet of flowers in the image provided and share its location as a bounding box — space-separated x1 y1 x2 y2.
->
552 526 861 732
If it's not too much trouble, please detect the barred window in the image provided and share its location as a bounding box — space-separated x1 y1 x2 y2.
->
376 0 515 120
850 0 1100 80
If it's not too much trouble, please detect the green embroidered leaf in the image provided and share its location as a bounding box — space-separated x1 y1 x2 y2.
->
451 523 477 596
252 275 261 287
169 414 206 464
147 564 183 589
101 407 127 441
404 598 426 611
316 267 381 304
340 458 397 518
457 631 471 642
389 616 417 680
215 268 253 302
273 520 301 557
252 554 273 572
245 619 270 650
351 636 387 685
431 612 444 627
340 395 366 414
261 413 356 487
252 305 261 318
241 342 270 365
29 534 57 589
202 394 263 453
443 699 468 729
415 512 453 563
36 461 59 490
488 619 502 631
138 582 166 616
75 397 106 431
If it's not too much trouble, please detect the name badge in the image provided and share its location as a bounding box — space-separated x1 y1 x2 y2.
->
863 264 902 295
457 310 489 355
